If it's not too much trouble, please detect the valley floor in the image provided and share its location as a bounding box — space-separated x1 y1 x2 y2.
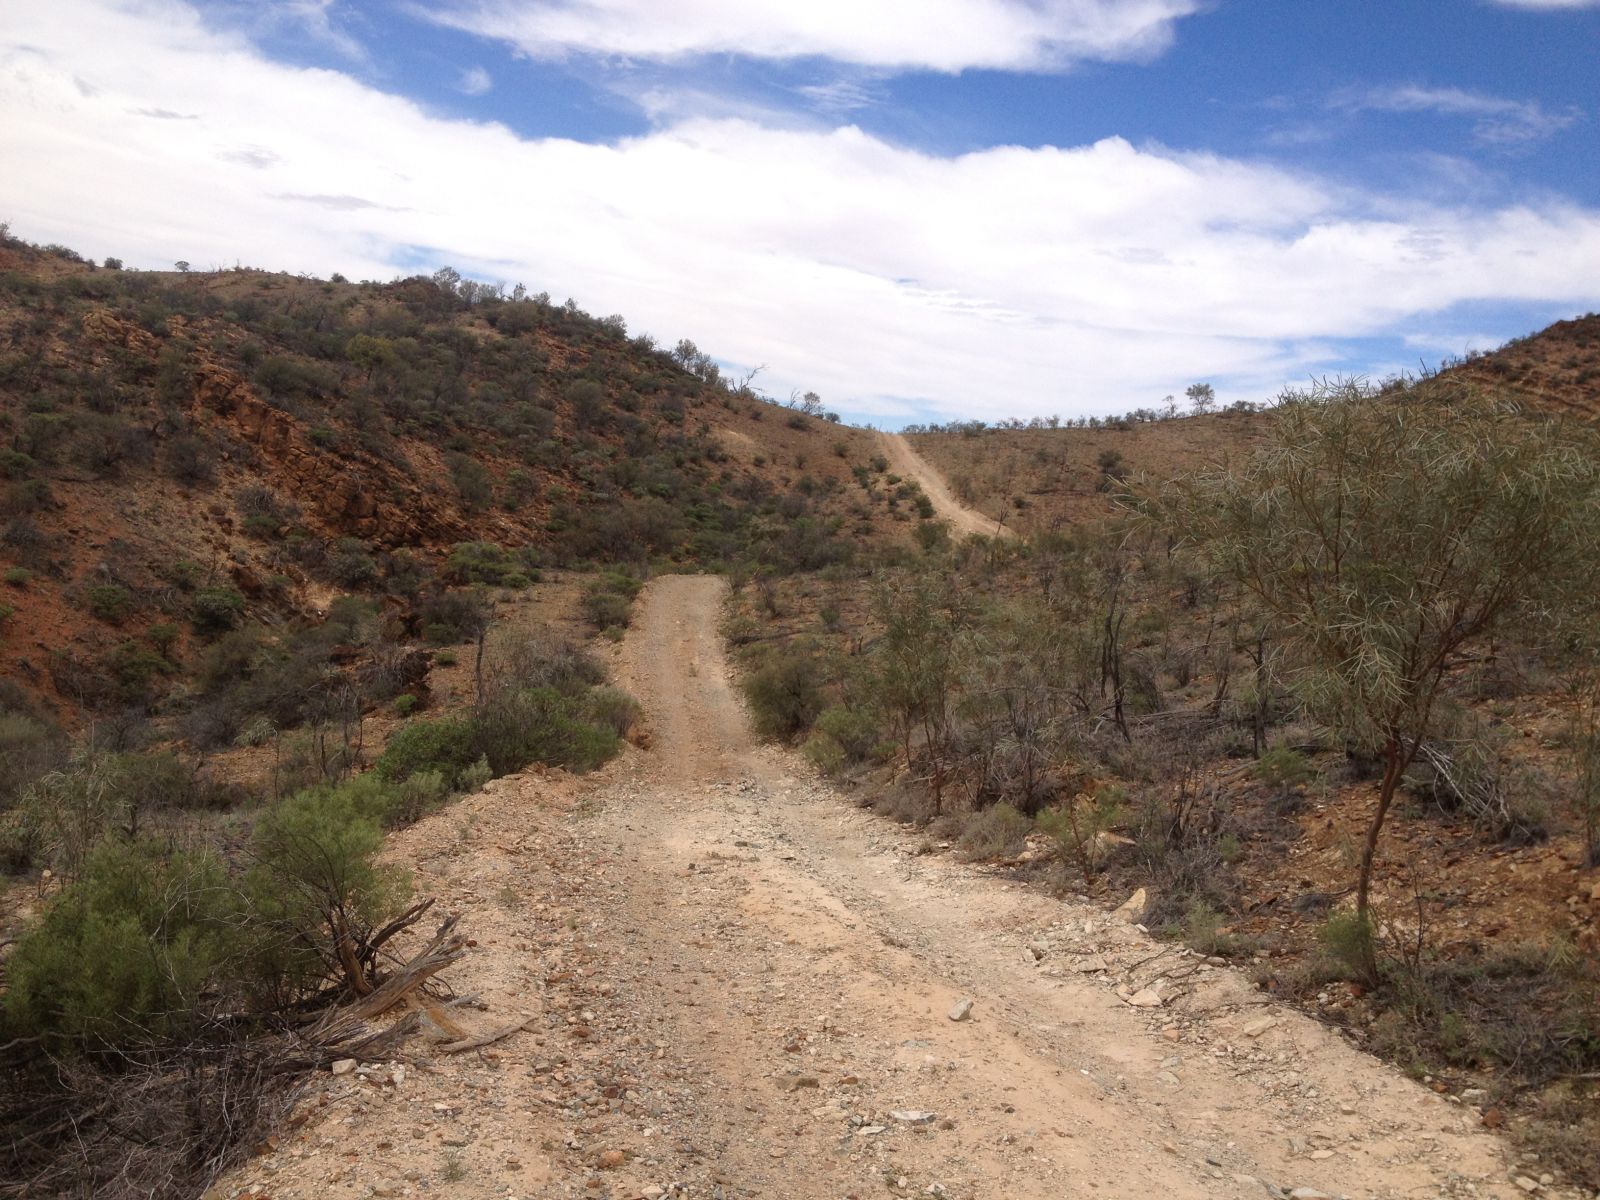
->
215 576 1555 1200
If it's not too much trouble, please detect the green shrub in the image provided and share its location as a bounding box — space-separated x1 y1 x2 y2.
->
956 802 1032 860
586 686 642 737
801 732 846 776
105 640 175 701
741 651 824 742
84 583 133 624
190 586 245 634
145 622 180 655
441 542 537 587
2 839 236 1050
581 588 633 630
813 705 882 762
4 566 31 586
243 781 409 998
581 571 643 630
377 717 479 789
327 538 378 588
471 687 620 775
419 589 492 643
1321 910 1377 981
0 449 35 479
1257 744 1313 796
242 513 281 540
393 693 419 717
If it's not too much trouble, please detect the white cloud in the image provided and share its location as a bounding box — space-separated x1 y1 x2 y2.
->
412 0 1202 73
3 0 1600 423
457 65 493 94
1337 83 1580 145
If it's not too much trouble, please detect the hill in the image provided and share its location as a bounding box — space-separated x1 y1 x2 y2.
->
0 235 914 724
1444 313 1600 422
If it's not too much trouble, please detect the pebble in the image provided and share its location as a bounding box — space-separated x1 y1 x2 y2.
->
948 998 973 1022
891 1110 936 1126
331 1059 356 1076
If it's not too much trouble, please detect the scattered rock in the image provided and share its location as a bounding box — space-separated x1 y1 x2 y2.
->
1288 1189 1334 1200
1127 987 1164 1008
891 1110 936 1126
1513 1177 1540 1194
330 1059 356 1076
1242 1016 1277 1038
597 1150 626 1170
1114 888 1149 923
948 998 973 1022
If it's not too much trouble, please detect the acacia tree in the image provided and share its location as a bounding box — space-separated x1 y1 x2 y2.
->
1151 378 1597 978
869 574 970 814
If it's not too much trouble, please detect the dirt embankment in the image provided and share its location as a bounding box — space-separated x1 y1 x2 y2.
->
215 576 1556 1200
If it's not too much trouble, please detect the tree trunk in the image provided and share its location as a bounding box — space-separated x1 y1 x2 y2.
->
1354 734 1404 983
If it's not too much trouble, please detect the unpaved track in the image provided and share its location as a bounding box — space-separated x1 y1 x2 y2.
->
878 432 1011 539
223 577 1544 1200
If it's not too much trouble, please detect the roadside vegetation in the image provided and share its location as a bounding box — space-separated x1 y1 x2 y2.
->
734 374 1600 1187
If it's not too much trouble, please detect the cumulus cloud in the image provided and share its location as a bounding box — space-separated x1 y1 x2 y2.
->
3 0 1599 422
413 0 1202 72
1336 83 1580 146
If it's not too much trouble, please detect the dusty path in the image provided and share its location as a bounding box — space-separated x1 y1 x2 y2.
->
878 432 1011 539
220 577 1552 1200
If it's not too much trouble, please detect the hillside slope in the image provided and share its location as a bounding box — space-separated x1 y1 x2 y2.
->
0 237 908 721
1444 313 1600 422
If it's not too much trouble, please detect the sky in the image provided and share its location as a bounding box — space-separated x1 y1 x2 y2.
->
2 1 1599 426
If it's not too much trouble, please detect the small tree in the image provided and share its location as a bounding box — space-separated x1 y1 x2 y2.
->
1185 382 1216 415
1151 379 1598 978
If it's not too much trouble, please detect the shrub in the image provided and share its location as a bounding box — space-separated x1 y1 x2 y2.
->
801 732 847 775
105 640 175 702
4 566 32 586
1320 910 1376 980
582 588 633 630
581 571 643 630
190 586 245 634
163 433 216 485
327 538 378 588
471 687 620 776
741 650 824 742
240 512 280 539
2 840 236 1050
393 693 419 717
447 453 494 513
441 542 536 587
85 583 134 624
586 686 642 737
377 717 479 789
956 802 1032 860
243 781 410 999
813 705 883 762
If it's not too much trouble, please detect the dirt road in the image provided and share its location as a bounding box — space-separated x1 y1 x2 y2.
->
878 432 1011 539
221 577 1548 1200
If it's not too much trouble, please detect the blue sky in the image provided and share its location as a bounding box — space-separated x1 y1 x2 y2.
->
3 0 1599 425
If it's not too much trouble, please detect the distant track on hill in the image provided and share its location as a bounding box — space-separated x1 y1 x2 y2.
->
879 431 1013 539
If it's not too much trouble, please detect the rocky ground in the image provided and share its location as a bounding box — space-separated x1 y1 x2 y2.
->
211 576 1573 1200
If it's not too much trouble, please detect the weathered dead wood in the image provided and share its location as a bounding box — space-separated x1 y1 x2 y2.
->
437 1016 534 1055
